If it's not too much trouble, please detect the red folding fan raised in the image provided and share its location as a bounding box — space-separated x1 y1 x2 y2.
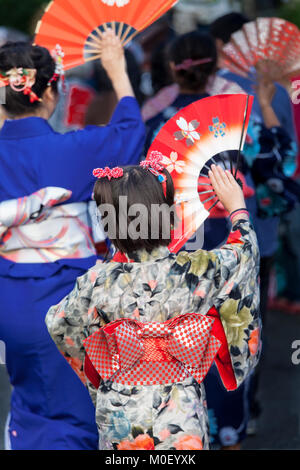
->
146 94 254 254
220 17 300 81
35 0 177 70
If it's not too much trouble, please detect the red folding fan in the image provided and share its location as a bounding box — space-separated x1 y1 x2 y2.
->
146 94 254 253
35 0 178 70
221 17 300 81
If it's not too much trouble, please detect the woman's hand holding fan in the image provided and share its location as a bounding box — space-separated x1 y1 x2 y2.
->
254 76 280 129
100 29 134 99
221 17 300 84
208 165 247 219
100 29 125 78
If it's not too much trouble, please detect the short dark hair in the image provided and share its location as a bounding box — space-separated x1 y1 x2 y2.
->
150 42 174 94
210 12 250 44
0 41 58 116
167 31 217 92
93 165 175 254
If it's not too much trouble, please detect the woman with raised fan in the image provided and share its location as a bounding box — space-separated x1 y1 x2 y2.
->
46 164 261 450
0 30 145 450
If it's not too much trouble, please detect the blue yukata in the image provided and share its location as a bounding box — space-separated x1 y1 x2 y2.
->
0 97 145 450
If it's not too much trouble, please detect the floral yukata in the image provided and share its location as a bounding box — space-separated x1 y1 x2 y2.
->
46 219 261 450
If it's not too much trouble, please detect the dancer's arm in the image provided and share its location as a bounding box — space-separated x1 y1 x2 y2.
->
256 78 280 129
100 29 134 100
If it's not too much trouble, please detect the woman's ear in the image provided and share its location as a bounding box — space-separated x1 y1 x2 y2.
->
42 86 59 117
43 86 57 104
169 61 175 72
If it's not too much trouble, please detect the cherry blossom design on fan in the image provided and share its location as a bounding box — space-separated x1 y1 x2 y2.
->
161 152 186 174
209 117 226 138
101 0 130 6
174 118 201 147
145 94 254 253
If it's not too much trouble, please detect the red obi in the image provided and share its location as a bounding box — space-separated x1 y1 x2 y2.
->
83 311 237 389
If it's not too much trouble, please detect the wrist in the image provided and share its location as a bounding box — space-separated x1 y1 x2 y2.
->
112 76 134 100
230 208 249 224
260 102 272 110
226 202 246 214
107 68 128 83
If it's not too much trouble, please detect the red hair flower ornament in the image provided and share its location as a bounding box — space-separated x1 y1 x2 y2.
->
93 167 124 180
140 151 167 183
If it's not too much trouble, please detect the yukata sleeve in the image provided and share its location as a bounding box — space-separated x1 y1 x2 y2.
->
56 96 146 201
45 271 96 385
175 219 261 389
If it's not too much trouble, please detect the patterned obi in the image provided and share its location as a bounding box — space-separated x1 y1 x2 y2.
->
84 313 222 386
0 187 97 263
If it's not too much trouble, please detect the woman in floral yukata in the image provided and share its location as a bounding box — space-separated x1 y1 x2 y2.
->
46 161 261 450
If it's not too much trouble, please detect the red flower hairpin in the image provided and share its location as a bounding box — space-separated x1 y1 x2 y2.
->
93 167 124 180
140 151 167 183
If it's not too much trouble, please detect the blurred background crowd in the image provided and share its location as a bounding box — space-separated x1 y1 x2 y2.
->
0 0 300 451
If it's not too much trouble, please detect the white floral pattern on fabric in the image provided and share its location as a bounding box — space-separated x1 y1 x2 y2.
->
174 118 201 147
161 152 186 174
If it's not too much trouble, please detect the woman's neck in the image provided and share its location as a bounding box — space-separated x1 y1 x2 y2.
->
1 106 52 121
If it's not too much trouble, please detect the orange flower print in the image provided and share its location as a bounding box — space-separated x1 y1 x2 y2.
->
65 336 75 347
57 310 65 319
174 435 203 450
148 280 158 290
159 429 171 441
117 434 155 450
248 328 260 356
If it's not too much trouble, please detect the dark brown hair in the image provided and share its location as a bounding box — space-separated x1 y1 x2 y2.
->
93 165 175 254
210 12 250 44
168 31 217 92
0 41 59 116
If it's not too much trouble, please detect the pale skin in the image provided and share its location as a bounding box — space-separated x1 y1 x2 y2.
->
1 29 134 121
217 38 281 129
208 164 248 224
255 76 280 129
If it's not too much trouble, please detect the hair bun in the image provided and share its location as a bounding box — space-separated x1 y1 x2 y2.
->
0 41 57 116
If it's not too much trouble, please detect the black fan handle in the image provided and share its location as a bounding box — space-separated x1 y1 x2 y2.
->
233 94 251 180
236 178 244 190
